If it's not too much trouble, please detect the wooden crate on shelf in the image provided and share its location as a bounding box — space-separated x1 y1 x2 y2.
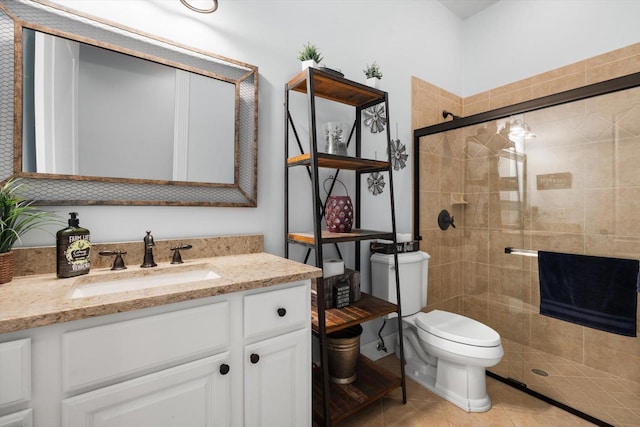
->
312 269 361 309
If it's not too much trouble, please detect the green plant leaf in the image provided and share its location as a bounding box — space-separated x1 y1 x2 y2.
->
0 178 61 252
297 42 323 63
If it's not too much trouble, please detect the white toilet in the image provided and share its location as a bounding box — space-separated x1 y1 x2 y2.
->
371 251 503 412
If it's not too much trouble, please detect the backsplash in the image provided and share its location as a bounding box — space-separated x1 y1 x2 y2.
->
13 234 264 277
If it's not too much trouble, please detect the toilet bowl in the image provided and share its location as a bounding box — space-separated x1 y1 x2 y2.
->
370 251 503 412
403 310 503 412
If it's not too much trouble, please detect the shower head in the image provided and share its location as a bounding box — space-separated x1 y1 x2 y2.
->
442 110 461 121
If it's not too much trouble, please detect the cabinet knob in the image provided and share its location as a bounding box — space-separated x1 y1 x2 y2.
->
219 363 230 375
277 307 287 317
250 353 260 364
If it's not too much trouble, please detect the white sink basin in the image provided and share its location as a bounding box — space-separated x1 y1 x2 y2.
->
70 268 221 299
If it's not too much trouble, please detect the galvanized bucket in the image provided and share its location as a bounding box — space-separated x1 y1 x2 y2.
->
327 324 363 384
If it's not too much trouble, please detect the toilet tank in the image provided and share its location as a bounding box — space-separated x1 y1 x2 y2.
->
370 251 430 316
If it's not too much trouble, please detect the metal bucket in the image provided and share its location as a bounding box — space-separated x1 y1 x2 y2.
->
327 324 363 384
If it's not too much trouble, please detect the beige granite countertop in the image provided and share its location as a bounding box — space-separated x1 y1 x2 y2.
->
0 252 322 334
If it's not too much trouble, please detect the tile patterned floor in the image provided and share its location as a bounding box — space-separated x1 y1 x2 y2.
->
329 354 599 427
492 339 640 427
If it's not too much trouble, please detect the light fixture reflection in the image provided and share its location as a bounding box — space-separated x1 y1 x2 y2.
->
180 0 218 13
509 119 536 139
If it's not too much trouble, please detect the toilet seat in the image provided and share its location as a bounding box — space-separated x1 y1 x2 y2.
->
415 310 501 347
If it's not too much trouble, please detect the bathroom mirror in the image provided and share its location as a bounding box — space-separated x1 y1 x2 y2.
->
0 0 258 206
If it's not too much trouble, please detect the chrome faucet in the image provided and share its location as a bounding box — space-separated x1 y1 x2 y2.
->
141 230 157 268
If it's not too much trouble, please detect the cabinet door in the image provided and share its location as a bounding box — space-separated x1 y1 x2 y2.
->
244 329 310 427
0 339 31 408
62 354 231 427
0 409 33 427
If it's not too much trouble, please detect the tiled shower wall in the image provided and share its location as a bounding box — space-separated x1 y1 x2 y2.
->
413 43 640 425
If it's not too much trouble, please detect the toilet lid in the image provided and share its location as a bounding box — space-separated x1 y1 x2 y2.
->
415 310 501 347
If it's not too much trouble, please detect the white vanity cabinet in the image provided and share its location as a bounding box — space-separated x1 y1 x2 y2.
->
0 280 311 427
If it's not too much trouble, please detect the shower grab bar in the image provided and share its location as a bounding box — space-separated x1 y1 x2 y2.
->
504 247 538 257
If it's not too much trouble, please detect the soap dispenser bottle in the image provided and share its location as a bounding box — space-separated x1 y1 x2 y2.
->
56 212 91 278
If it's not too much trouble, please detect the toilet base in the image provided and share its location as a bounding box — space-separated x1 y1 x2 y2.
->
400 327 494 413
405 359 492 412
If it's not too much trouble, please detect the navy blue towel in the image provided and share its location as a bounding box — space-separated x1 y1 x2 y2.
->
538 251 639 337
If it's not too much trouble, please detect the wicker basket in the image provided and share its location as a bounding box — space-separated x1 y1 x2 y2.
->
0 251 14 284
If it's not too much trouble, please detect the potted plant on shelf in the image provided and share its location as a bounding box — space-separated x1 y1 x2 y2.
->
0 178 59 284
298 42 323 70
363 61 383 88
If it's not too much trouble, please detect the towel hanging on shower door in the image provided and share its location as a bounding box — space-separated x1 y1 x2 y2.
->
538 251 639 337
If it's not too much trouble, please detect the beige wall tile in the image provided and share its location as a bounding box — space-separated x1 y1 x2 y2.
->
418 152 440 191
490 78 533 97
584 340 640 384
426 264 442 304
584 320 640 357
531 72 587 99
490 86 533 110
462 192 489 230
462 228 489 263
439 226 462 265
439 261 462 301
487 301 530 344
584 234 640 259
530 314 584 363
462 99 491 117
587 53 640 84
421 228 441 265
488 265 530 308
530 61 586 85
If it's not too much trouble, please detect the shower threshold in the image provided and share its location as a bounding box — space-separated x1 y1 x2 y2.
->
486 371 614 427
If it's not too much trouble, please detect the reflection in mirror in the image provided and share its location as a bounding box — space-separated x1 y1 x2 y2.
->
21 29 235 184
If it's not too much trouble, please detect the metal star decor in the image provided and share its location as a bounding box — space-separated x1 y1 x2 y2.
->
364 104 386 133
388 138 408 171
367 172 385 196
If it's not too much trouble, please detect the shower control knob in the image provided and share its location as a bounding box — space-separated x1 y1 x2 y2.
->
438 209 456 230
277 307 287 317
250 354 260 364
219 363 230 375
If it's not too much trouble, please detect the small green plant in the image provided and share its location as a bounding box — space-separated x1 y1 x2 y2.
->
363 61 383 79
0 178 60 253
297 42 323 63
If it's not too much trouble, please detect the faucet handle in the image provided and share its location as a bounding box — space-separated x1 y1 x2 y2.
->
99 250 127 270
170 244 193 264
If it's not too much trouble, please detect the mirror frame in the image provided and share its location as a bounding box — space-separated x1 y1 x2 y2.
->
1 0 259 207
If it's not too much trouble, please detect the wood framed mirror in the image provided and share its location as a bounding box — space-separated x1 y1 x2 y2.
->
1 0 258 206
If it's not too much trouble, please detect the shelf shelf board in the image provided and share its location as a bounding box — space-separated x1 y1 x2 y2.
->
312 354 401 425
311 292 397 334
289 229 394 246
288 67 385 107
287 152 389 172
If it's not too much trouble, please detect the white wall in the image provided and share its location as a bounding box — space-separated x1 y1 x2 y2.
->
20 0 639 259
462 0 640 96
21 0 462 257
